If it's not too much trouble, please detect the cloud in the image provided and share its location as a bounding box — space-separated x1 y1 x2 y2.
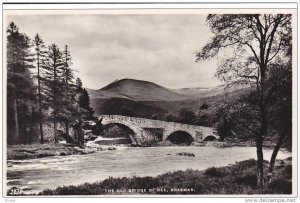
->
6 14 220 89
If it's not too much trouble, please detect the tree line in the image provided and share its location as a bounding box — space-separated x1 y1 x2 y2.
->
7 22 94 145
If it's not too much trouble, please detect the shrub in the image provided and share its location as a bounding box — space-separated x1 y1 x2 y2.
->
269 178 292 194
163 113 176 122
151 114 160 120
283 165 292 179
286 156 292 161
237 159 256 168
200 103 209 110
128 176 159 189
216 117 235 140
235 173 257 186
39 188 55 195
178 108 196 124
204 167 226 177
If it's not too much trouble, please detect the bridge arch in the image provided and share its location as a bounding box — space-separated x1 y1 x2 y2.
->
165 130 194 145
103 122 137 134
202 135 218 141
101 122 139 144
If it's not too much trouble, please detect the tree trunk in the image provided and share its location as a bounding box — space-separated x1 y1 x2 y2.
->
28 107 36 144
78 131 84 146
54 121 58 143
269 144 280 175
256 77 267 187
65 121 69 137
269 131 286 174
18 107 26 144
29 120 33 145
37 54 44 144
18 118 24 144
10 96 19 144
74 129 78 144
256 135 264 187
39 121 44 144
38 84 44 144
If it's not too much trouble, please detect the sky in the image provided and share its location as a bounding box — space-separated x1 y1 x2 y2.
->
7 14 221 89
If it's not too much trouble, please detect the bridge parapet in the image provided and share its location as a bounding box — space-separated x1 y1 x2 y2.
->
101 115 210 129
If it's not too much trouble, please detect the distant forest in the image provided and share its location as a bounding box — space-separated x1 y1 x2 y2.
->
6 22 94 145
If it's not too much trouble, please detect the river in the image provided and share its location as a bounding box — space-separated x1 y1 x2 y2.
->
6 146 291 194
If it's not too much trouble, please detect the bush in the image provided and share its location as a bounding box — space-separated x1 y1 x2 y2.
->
235 173 257 186
200 103 209 110
204 167 226 177
151 114 160 120
128 176 159 189
269 178 292 194
283 165 292 179
237 159 257 168
178 108 196 124
216 116 235 140
163 113 176 122
193 114 212 127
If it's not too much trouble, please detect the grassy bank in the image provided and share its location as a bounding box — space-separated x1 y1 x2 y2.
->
37 158 292 195
7 143 102 160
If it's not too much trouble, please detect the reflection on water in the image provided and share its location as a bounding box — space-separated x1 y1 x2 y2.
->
6 146 291 194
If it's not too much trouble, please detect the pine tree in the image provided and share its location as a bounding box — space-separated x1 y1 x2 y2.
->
61 45 77 137
75 77 83 93
7 22 36 144
79 88 95 119
75 77 94 119
43 44 65 143
33 34 47 144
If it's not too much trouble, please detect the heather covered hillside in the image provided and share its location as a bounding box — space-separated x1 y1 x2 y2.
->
87 78 250 123
90 97 166 118
93 78 191 101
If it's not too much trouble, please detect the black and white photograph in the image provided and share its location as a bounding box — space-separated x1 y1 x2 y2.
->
2 2 298 199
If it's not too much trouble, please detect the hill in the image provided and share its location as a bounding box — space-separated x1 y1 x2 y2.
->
87 78 250 119
170 84 248 98
90 97 166 118
93 78 191 101
86 88 130 99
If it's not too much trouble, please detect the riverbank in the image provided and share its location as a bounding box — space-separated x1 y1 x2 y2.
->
35 158 292 195
7 143 105 160
6 139 285 160
192 140 278 148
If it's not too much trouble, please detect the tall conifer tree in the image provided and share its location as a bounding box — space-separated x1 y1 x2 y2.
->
7 22 36 144
61 45 77 137
43 44 65 143
33 34 47 144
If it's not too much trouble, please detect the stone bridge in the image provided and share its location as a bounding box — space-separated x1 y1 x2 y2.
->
100 115 219 145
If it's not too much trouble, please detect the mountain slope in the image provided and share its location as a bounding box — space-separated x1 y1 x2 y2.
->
90 97 166 117
97 78 191 101
87 78 251 118
86 88 130 99
170 84 249 98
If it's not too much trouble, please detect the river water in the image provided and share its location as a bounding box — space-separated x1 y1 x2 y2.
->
6 146 291 194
